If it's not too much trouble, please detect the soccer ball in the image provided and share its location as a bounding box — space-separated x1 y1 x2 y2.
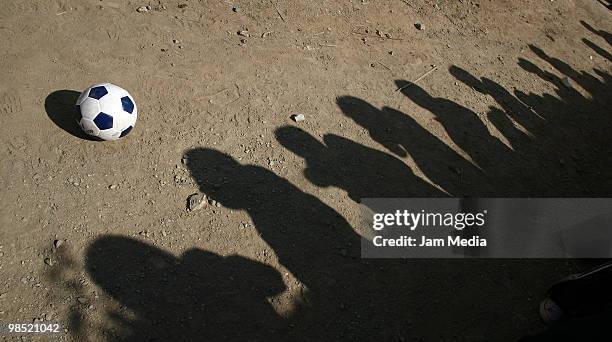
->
76 83 137 141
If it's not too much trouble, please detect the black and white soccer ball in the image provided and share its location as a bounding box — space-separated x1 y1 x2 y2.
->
76 83 137 141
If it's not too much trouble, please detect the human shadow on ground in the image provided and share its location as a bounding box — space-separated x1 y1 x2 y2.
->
45 89 97 141
329 21 611 339
335 97 494 197
275 126 446 200
85 141 574 340
181 148 387 339
85 235 288 341
86 149 424 340
336 26 611 197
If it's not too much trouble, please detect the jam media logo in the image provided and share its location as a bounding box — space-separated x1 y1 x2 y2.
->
371 234 488 248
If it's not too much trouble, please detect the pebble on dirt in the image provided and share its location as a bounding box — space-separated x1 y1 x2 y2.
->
44 258 54 266
188 193 207 211
54 239 64 248
136 6 149 13
291 114 306 122
233 6 241 12
238 30 250 37
415 22 424 30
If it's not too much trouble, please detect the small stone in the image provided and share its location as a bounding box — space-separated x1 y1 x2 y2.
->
136 6 148 13
109 184 117 190
238 30 250 37
0 293 6 299
44 258 54 266
291 114 306 122
414 22 424 30
173 39 180 44
178 4 188 9
240 38 247 44
77 297 88 304
54 239 64 248
188 193 207 211
20 277 28 284
232 5 241 12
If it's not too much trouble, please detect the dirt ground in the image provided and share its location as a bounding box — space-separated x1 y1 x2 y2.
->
1 0 611 340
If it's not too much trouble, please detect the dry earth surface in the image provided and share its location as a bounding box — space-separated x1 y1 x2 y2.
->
1 0 611 341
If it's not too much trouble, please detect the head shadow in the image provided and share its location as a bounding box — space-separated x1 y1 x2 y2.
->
45 90 97 141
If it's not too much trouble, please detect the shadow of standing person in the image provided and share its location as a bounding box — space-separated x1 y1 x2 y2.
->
184 148 426 340
274 125 446 201
85 235 288 341
337 96 494 196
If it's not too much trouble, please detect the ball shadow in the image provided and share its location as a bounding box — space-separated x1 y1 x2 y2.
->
44 90 98 141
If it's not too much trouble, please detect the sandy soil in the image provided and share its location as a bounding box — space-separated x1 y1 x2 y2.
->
1 0 611 340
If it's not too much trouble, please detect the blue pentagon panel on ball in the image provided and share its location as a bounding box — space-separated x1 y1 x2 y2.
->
121 96 135 114
119 126 133 138
88 86 108 100
93 112 114 130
